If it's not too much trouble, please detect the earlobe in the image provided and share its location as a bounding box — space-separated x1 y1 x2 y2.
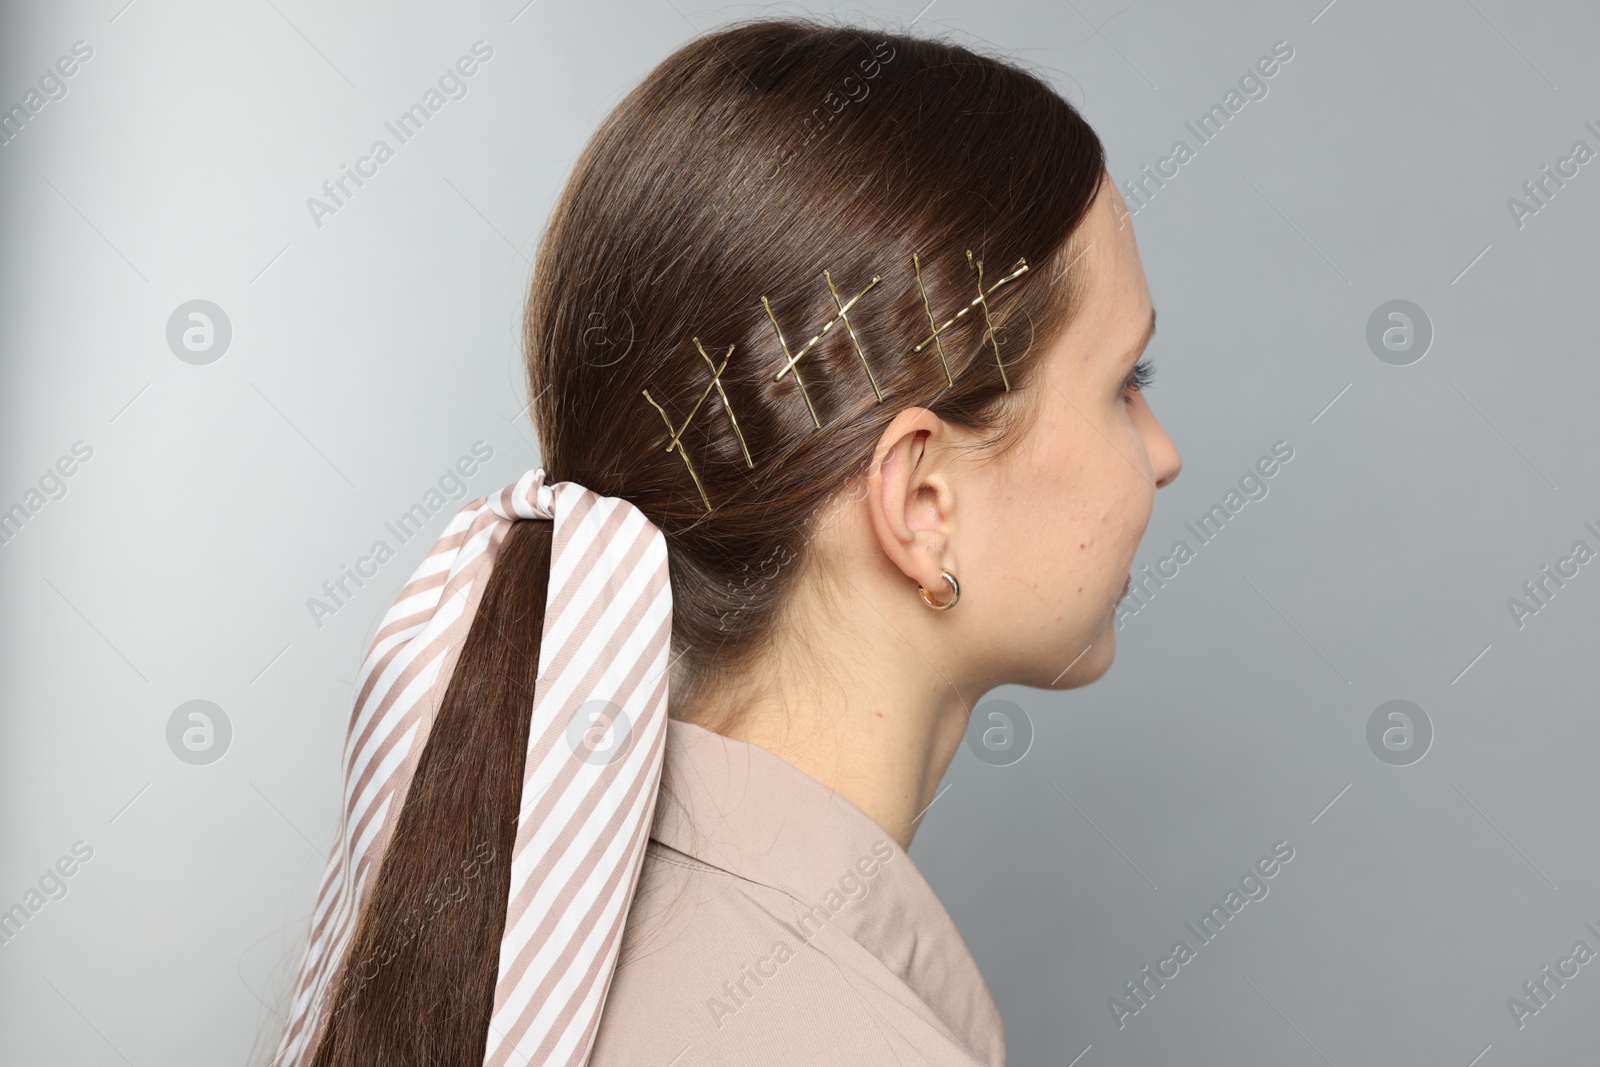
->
918 569 960 610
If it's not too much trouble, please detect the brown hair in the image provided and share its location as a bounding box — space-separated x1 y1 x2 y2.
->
308 17 1105 1065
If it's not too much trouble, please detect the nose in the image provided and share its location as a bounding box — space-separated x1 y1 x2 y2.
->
1140 402 1181 488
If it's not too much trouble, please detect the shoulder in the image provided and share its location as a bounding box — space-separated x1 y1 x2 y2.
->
587 840 994 1067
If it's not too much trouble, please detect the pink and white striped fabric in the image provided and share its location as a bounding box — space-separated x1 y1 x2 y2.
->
273 467 673 1067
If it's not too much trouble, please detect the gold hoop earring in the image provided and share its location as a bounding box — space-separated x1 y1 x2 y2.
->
918 569 960 610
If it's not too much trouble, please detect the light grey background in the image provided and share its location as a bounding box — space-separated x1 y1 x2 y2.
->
2 0 1596 1064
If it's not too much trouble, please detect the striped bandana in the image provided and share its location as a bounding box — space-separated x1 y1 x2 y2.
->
273 467 673 1067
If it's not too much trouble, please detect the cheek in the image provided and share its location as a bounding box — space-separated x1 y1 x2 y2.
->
1106 407 1158 528
1042 426 1129 540
1063 420 1158 588
1011 441 1117 596
996 394 1151 587
977 437 1082 591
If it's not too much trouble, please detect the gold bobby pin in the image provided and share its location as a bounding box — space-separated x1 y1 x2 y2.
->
640 388 710 511
641 338 752 512
694 337 754 468
644 249 1033 510
912 252 953 388
764 271 881 427
823 270 885 403
912 252 1030 391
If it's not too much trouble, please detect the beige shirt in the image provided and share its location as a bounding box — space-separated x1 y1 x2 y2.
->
588 719 1006 1066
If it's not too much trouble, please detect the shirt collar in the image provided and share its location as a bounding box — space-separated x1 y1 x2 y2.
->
649 718 1005 1065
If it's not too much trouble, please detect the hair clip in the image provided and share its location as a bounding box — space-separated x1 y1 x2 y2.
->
911 253 953 388
764 271 882 428
643 249 1033 511
641 337 753 512
912 252 1029 391
823 270 885 403
695 337 754 469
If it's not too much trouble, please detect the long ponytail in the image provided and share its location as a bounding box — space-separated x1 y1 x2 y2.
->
310 520 550 1064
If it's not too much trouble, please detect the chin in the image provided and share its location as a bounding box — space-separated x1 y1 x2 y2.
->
1038 629 1117 690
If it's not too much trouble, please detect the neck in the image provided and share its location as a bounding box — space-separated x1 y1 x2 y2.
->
682 585 976 850
708 688 971 851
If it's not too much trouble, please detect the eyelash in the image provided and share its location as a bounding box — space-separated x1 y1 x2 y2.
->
1122 358 1156 400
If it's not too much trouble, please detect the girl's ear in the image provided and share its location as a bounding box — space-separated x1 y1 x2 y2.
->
865 407 960 597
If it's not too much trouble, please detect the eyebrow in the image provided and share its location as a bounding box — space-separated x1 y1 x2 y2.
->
1124 306 1157 364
